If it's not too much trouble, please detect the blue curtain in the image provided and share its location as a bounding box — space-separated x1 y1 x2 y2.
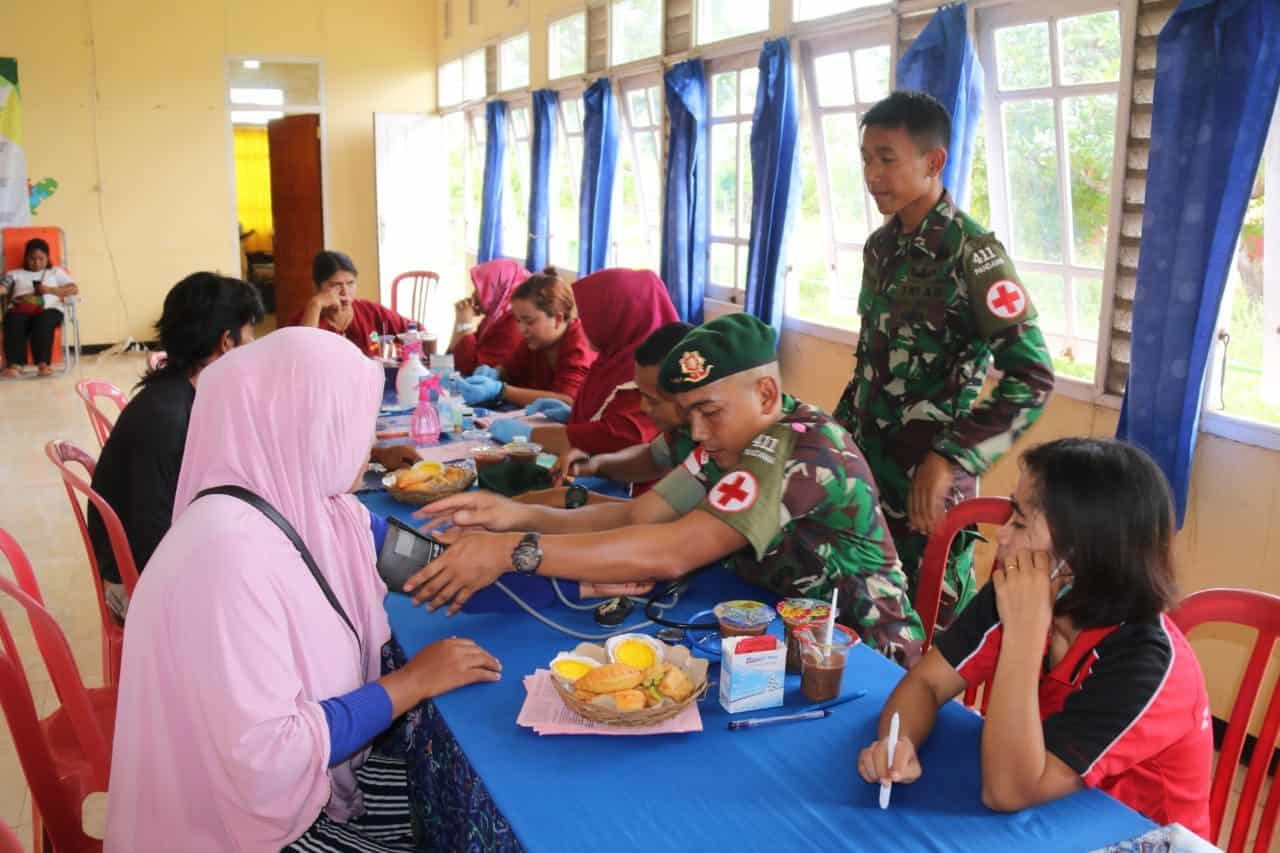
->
526 90 559 272
477 101 508 263
743 38 800 331
896 3 984 208
1117 0 1280 525
660 59 709 324
578 79 619 275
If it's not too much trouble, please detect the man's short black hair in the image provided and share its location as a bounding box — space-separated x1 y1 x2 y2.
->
861 90 952 154
635 321 694 367
141 273 264 386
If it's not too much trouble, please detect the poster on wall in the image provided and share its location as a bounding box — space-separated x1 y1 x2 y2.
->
0 57 31 227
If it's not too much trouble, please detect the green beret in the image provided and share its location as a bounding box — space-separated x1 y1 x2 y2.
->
658 313 778 393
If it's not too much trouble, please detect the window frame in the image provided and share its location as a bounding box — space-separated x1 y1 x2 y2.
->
1201 96 1280 450
792 0 892 26
462 48 487 104
502 96 534 265
780 24 896 332
499 32 531 94
549 86 586 278
438 58 464 109
548 11 588 82
705 51 762 302
975 0 1133 395
695 0 771 49
609 0 664 70
610 72 666 270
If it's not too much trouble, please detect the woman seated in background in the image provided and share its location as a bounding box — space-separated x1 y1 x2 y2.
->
858 437 1211 837
449 258 530 375
289 250 415 353
107 327 501 852
487 268 679 457
1 237 79 377
88 272 264 619
456 267 595 409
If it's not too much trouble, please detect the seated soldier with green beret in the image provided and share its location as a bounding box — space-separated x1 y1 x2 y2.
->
405 314 927 665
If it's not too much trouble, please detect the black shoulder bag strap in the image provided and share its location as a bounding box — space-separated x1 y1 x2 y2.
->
195 485 360 643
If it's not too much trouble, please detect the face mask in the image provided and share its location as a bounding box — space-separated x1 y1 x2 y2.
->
1050 559 1073 603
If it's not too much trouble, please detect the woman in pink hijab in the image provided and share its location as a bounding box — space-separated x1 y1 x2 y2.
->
448 259 531 375
490 268 679 457
105 327 501 852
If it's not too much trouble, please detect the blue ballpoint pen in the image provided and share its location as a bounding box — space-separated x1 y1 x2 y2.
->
726 689 869 730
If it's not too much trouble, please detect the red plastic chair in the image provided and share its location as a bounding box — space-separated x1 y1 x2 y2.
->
1 226 78 372
0 821 24 853
0 535 113 853
390 270 440 327
45 440 139 687
917 497 1013 653
1171 588 1280 853
73 381 127 450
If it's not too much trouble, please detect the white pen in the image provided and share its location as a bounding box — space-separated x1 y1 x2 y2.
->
880 711 900 809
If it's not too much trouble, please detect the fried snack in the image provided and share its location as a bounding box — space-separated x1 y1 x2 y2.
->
643 663 666 686
575 662 643 694
611 689 647 712
572 688 595 703
658 663 696 702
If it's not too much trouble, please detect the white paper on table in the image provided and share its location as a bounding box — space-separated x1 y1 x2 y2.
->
516 670 702 736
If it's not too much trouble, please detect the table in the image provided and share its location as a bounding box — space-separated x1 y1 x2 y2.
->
369 499 1157 853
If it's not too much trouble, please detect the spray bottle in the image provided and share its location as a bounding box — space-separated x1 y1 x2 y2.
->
412 374 443 446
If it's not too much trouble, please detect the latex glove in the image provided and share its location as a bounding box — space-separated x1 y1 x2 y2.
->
525 397 572 424
473 364 501 380
489 417 533 445
460 375 503 406
444 373 466 395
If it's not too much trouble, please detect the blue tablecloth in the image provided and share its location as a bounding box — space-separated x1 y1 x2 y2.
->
376 527 1157 852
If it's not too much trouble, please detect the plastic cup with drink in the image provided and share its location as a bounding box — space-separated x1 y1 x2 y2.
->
796 622 857 703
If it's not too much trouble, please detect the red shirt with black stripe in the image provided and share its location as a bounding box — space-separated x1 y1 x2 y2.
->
935 583 1213 837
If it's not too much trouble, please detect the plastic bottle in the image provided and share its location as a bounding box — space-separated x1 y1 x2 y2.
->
435 384 456 436
396 336 430 409
411 374 443 446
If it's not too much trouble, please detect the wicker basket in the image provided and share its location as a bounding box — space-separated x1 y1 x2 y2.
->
548 641 710 728
385 462 477 505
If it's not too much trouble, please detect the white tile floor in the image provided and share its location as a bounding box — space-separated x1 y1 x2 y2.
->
0 352 1273 852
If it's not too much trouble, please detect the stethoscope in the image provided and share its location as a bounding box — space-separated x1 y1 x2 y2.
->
642 565 731 656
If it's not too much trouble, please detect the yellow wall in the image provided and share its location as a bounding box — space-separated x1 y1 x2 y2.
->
2 0 437 345
233 127 274 256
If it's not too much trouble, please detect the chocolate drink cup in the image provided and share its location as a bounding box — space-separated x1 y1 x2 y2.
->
470 448 507 470
777 599 835 675
798 624 856 702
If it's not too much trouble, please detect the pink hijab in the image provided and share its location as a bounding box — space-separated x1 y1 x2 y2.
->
106 327 388 852
569 268 679 423
470 258 530 335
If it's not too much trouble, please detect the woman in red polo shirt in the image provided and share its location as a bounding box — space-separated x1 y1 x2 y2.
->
485 268 679 457
858 437 1212 838
289 251 413 353
448 259 530 375
457 267 595 409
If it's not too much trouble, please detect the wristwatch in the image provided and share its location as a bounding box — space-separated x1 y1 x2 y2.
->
511 532 543 575
456 321 477 333
564 483 590 509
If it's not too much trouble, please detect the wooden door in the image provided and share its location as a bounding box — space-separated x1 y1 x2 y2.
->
268 113 324 323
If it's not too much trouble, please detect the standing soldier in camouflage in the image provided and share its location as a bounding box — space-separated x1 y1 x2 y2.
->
407 314 927 666
833 91 1055 628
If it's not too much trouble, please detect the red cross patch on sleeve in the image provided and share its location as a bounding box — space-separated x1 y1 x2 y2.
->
708 471 759 513
985 279 1028 320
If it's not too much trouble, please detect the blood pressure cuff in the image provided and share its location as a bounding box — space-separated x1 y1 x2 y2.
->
376 514 574 613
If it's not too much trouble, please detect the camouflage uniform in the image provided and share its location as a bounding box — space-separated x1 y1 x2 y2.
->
834 191 1055 627
653 395 925 666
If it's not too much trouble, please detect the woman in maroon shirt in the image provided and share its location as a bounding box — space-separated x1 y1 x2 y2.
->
449 259 530 375
457 268 595 409
486 268 679 457
287 251 413 354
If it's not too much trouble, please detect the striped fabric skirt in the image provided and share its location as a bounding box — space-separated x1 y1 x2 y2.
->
282 754 415 853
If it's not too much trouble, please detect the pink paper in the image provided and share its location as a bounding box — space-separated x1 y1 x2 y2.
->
516 670 702 736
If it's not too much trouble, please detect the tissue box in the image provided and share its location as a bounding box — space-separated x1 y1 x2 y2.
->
719 635 785 714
